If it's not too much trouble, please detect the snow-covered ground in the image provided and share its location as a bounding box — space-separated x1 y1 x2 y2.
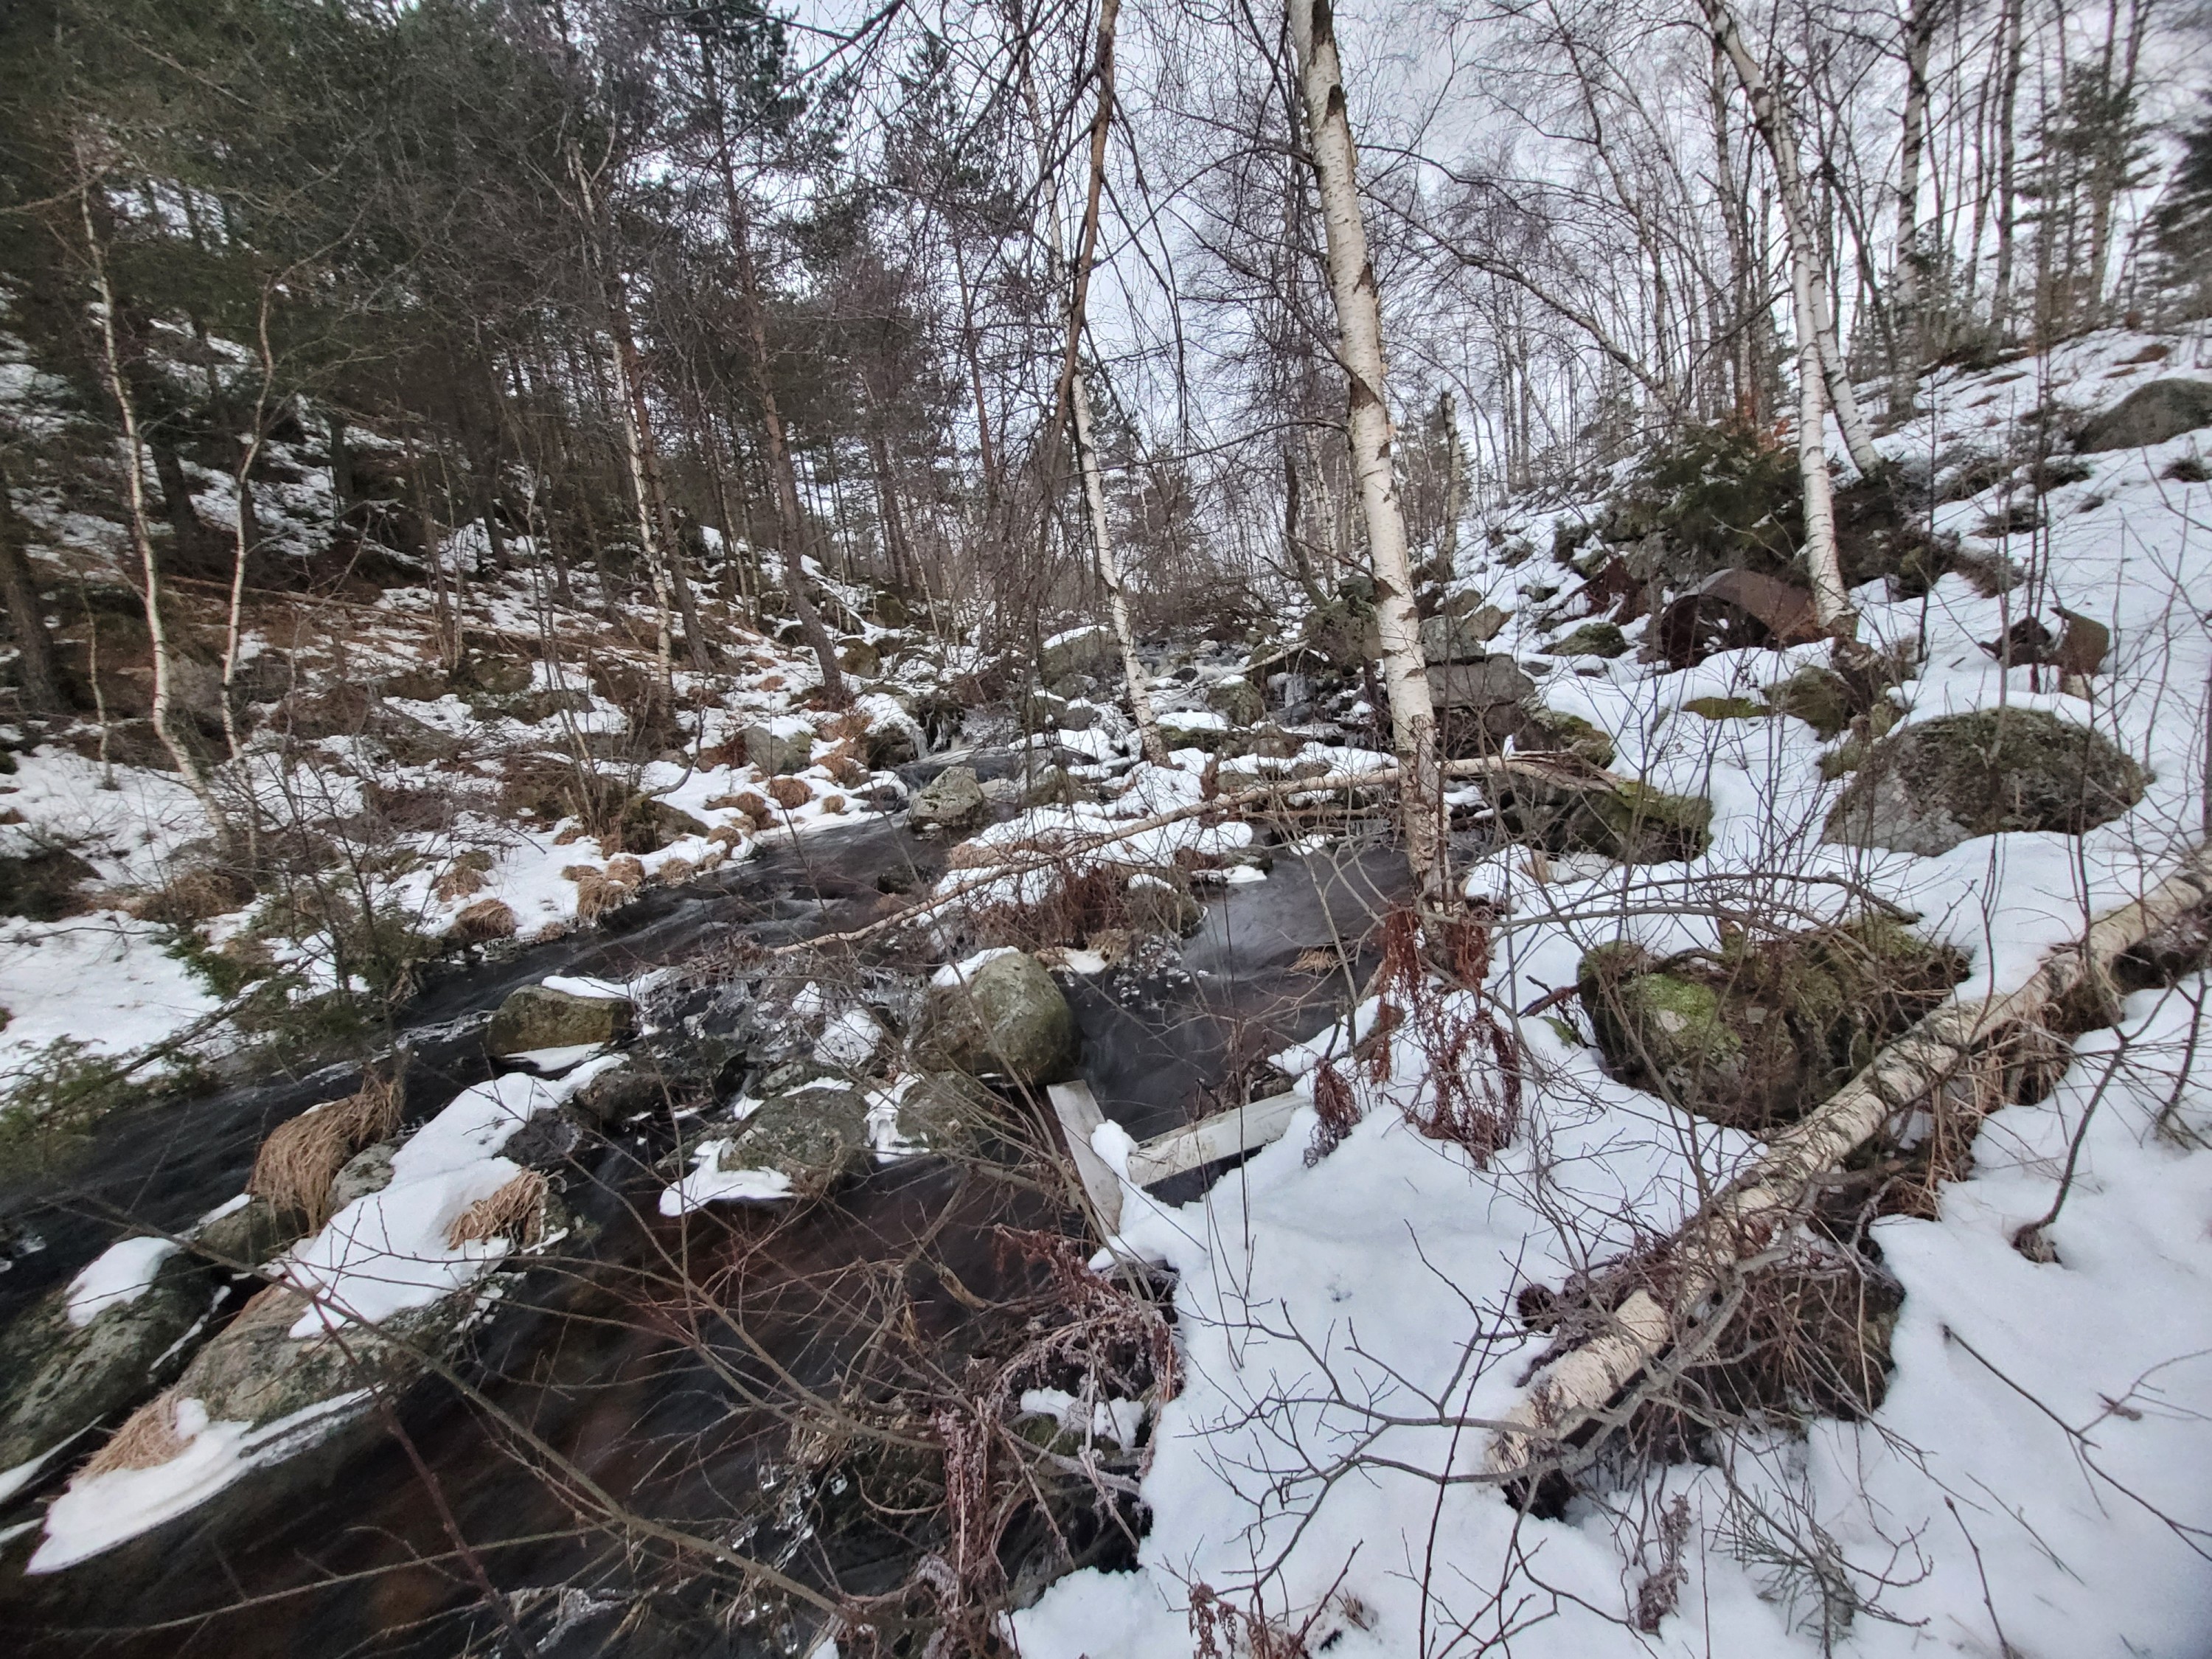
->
1011 333 2212 1658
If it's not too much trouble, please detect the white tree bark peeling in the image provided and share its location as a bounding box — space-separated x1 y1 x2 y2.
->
1489 841 2212 1479
1289 0 1444 891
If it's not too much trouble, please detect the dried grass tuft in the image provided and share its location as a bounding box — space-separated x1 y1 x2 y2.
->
83 1390 189 1477
766 776 812 810
654 855 695 886
603 855 646 889
445 1168 546 1248
448 898 517 943
248 1071 404 1229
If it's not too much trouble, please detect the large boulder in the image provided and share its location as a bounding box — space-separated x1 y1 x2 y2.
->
1205 677 1265 727
917 951 1079 1085
0 1245 210 1472
486 984 635 1057
1427 657 1536 712
1040 624 1116 682
1420 603 1507 663
1489 775 1711 863
2078 378 2212 452
907 765 987 835
742 722 814 776
1578 918 1966 1129
706 1082 874 1201
1822 709 2146 856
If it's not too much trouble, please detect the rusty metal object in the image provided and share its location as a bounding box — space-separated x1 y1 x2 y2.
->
1655 568 1826 667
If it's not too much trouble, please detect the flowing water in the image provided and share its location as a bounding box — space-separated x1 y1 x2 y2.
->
0 775 1409 1658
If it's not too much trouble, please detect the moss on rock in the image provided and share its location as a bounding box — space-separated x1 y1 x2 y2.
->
1823 708 2147 855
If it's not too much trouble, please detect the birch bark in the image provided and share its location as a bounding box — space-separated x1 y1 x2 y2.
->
1287 0 1444 889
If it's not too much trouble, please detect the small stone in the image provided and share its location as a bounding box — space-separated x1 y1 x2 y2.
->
1545 621 1630 658
1682 695 1772 723
1205 677 1265 726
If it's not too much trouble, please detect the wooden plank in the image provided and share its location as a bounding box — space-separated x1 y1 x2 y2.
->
1124 1090 1310 1189
1047 1081 1123 1234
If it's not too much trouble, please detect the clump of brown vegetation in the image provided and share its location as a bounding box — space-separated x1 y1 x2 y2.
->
247 1068 404 1228
448 897 517 942
83 1388 189 1476
766 776 812 810
445 1168 547 1248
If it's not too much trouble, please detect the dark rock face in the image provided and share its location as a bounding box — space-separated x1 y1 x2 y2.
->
485 985 635 1057
2077 378 2212 452
1822 709 2146 856
916 952 1078 1085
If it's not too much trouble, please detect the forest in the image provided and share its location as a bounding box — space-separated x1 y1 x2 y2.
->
0 0 2209 1655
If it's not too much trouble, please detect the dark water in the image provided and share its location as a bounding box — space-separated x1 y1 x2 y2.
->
0 795 1403 1658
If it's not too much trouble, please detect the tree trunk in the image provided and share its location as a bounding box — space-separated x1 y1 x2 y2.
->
1703 0 1885 479
1489 838 2212 1481
1026 0 1165 765
79 173 228 841
1890 0 1941 416
1791 240 1854 633
0 459 60 714
698 44 846 706
1288 0 1444 893
1991 0 2026 335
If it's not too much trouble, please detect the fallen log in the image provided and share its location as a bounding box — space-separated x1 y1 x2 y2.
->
777 751 1621 958
1489 839 2212 1478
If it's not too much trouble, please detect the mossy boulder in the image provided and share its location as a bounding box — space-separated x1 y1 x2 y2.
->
616 793 709 853
1763 665 1855 740
486 984 635 1057
1545 621 1630 658
917 951 1078 1085
1489 776 1711 863
742 723 814 776
0 1248 212 1472
2078 378 2212 453
908 765 988 835
190 1196 311 1270
1124 871 1204 938
1578 916 1967 1128
1682 696 1771 723
1523 708 1618 768
712 1082 874 1200
1040 625 1116 681
1023 765 1088 807
1823 709 2146 856
1205 677 1265 727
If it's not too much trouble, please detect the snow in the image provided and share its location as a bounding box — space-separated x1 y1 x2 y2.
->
931 946 1020 987
64 1237 180 1327
281 1059 616 1338
658 1141 795 1214
1014 333 2212 1659
27 1390 371 1574
540 973 629 1001
812 1006 883 1068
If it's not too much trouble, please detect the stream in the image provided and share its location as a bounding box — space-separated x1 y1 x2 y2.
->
0 765 1409 1658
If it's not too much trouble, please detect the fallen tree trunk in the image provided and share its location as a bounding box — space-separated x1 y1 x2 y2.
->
778 751 1621 959
1489 839 2212 1478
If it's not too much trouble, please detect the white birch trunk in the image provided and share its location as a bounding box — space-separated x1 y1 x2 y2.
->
1026 0 1165 765
1489 840 2212 1478
80 177 229 844
1791 241 1854 633
1703 0 1885 479
1288 0 1445 891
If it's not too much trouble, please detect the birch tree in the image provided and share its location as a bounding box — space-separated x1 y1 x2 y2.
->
1700 0 1884 483
1287 0 1444 891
